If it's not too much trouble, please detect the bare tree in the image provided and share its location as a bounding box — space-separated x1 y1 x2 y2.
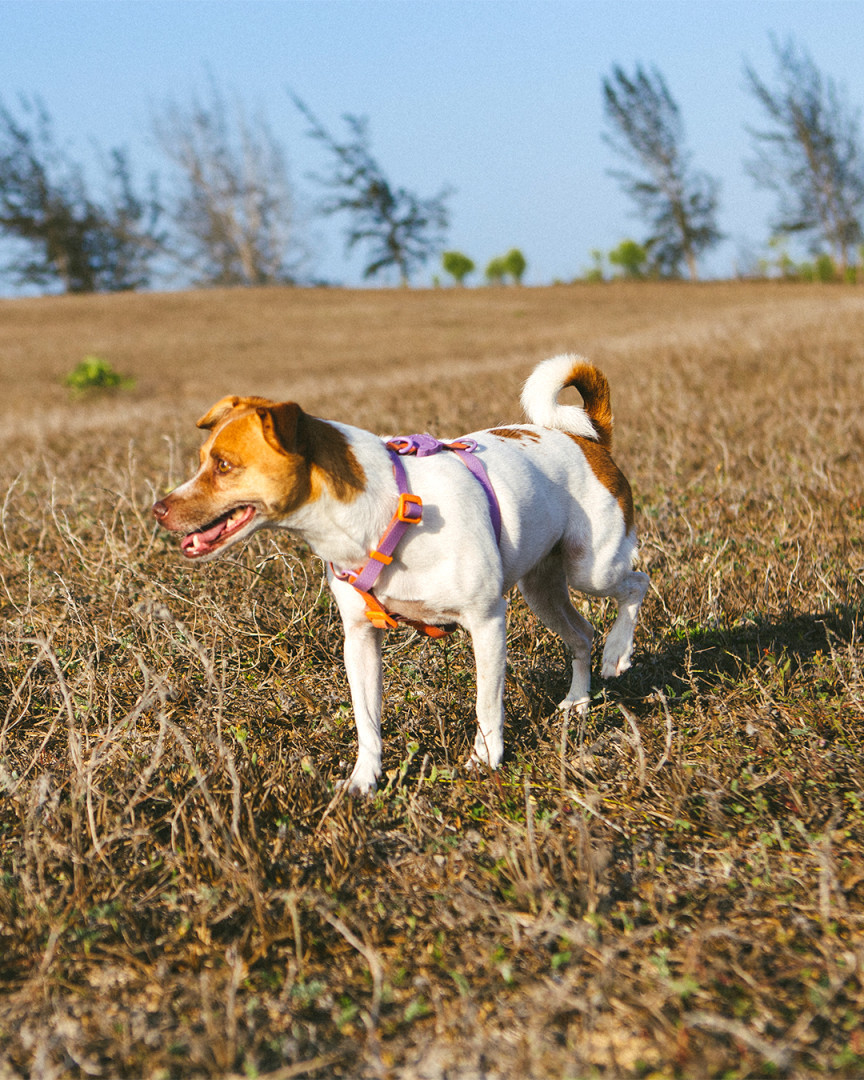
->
154 81 303 286
0 96 161 293
744 37 864 275
602 65 722 280
292 95 450 285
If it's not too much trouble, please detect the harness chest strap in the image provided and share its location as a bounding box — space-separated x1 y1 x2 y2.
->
332 434 501 636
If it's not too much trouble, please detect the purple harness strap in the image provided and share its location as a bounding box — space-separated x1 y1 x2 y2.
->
336 433 502 599
387 433 502 544
346 452 420 593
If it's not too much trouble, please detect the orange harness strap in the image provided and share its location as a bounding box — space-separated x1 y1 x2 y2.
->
352 586 452 639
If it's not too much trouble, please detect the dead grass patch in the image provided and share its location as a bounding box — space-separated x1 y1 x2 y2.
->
1 282 863 1078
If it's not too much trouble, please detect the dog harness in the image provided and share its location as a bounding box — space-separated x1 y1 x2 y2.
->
333 434 501 637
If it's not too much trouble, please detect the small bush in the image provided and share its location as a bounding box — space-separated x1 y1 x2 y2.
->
485 256 507 285
815 253 838 282
484 249 527 285
503 248 527 284
63 355 135 394
608 238 649 279
441 250 475 285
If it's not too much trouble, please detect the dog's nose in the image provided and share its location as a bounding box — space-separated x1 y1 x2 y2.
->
152 500 169 521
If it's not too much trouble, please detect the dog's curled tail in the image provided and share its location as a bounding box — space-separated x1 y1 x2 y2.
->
521 354 613 448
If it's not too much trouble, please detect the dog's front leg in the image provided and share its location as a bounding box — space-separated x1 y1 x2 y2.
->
342 618 385 794
466 597 508 771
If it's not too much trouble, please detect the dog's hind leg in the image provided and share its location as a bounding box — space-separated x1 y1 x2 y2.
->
600 570 649 679
518 553 594 714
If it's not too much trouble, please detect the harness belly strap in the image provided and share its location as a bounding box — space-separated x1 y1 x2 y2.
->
333 434 502 636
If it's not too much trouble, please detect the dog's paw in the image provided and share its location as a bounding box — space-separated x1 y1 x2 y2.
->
339 763 380 796
336 778 377 797
464 752 497 777
468 734 504 773
601 631 634 678
558 695 591 717
601 653 632 680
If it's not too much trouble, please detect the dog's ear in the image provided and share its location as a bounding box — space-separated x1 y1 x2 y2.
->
197 396 243 430
257 402 306 456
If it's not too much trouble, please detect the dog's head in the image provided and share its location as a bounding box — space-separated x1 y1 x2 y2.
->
152 395 364 561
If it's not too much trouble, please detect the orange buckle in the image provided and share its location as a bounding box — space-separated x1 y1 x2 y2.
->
397 493 423 524
361 591 399 629
368 549 393 565
366 608 399 630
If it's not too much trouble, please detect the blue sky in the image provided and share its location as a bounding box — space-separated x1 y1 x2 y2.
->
1 0 863 289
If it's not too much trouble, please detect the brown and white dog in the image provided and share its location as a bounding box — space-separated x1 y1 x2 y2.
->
153 355 648 793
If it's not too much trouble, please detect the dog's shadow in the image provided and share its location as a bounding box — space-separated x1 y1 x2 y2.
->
611 604 859 706
516 604 858 724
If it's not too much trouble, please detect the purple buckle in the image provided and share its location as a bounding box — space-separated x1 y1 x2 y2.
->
387 433 443 458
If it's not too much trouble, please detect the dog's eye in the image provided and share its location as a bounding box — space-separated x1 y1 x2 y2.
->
215 458 233 474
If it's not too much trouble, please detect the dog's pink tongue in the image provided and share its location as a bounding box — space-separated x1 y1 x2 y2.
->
180 506 256 556
181 518 228 554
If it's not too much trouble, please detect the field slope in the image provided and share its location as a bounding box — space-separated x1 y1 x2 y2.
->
1 282 863 1078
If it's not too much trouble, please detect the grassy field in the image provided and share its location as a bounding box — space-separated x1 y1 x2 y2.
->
0 281 863 1079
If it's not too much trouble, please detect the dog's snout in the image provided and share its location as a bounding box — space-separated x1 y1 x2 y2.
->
152 500 169 521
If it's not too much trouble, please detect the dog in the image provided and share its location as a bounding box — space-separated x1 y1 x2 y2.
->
152 355 648 793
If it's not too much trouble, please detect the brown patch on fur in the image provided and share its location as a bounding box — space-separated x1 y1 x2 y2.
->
301 414 366 502
568 434 634 531
564 363 613 449
197 395 272 431
205 396 366 506
489 427 541 442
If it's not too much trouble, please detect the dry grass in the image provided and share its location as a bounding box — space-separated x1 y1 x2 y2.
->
1 281 863 1079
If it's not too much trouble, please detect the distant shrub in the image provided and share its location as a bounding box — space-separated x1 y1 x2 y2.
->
485 256 508 285
608 239 649 279
815 254 838 282
484 249 527 285
441 250 475 285
64 355 135 394
503 248 527 284
797 255 837 283
757 239 857 282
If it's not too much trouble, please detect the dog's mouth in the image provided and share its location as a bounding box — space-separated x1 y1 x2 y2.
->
180 505 257 559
